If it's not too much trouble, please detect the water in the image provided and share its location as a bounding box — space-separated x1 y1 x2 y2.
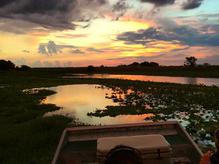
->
64 74 219 86
39 83 217 148
43 84 153 125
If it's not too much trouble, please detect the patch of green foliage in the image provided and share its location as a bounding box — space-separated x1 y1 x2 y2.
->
0 86 71 164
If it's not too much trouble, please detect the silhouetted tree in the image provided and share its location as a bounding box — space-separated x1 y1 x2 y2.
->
140 61 150 67
117 64 126 67
203 63 210 67
140 61 159 67
184 56 197 67
19 65 31 71
149 62 159 67
87 65 95 73
0 60 15 70
129 62 139 67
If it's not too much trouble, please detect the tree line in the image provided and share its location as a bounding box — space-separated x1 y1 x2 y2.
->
0 60 31 71
0 56 211 71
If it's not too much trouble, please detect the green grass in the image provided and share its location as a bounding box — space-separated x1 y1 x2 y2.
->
0 70 219 163
0 85 71 164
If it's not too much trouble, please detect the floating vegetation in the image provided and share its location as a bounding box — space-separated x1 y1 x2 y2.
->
88 84 219 149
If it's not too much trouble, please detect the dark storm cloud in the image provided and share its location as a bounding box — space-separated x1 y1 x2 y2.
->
0 0 107 31
140 0 175 6
140 0 204 10
112 0 129 20
117 25 219 47
0 0 78 29
0 0 16 7
182 0 204 10
112 0 128 12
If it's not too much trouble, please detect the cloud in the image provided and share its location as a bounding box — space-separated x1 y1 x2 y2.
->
0 18 40 34
0 0 78 30
22 50 30 53
38 41 59 55
71 49 85 54
86 47 104 53
0 0 207 33
0 0 108 31
112 0 128 12
38 40 76 55
201 24 219 34
140 0 175 7
140 0 204 11
112 0 129 20
182 0 204 10
56 34 87 39
117 24 219 47
199 54 219 65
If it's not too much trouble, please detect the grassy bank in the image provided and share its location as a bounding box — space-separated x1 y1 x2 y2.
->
0 70 219 163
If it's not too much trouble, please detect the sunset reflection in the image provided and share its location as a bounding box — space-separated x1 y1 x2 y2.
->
43 84 154 125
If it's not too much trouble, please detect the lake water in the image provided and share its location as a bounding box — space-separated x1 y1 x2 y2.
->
64 74 219 86
40 83 216 147
43 84 153 125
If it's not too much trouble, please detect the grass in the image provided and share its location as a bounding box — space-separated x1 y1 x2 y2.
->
0 85 71 164
0 70 219 163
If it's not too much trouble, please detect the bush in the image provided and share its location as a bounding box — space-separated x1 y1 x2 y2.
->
19 65 31 71
0 60 15 70
87 65 95 73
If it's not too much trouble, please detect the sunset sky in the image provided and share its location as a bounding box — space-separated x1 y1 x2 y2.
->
0 0 219 67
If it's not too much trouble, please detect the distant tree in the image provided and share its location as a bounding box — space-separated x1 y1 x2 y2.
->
149 62 159 67
19 65 31 71
129 62 139 67
203 63 210 67
117 64 126 67
184 56 197 67
87 65 95 73
0 60 15 70
140 61 150 67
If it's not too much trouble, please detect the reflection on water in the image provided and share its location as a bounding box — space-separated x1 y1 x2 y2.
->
44 84 153 125
64 74 219 86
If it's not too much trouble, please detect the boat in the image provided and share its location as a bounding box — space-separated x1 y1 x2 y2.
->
52 121 203 164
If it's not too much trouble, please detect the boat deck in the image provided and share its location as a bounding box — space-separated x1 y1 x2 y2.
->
52 121 202 164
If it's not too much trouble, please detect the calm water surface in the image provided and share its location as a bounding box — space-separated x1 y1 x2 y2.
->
64 74 219 86
44 84 153 125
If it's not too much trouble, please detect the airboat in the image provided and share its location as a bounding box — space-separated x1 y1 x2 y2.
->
52 121 202 164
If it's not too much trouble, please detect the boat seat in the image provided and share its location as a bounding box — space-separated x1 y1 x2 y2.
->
97 134 172 164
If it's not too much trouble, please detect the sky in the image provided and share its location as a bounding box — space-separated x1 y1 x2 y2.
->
0 0 219 67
